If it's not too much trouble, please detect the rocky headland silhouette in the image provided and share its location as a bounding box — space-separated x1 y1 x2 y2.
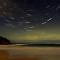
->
0 36 11 45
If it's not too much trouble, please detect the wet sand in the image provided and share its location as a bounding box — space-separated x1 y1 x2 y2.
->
0 45 60 60
0 50 13 60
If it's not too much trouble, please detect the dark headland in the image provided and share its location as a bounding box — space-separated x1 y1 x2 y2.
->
0 36 11 45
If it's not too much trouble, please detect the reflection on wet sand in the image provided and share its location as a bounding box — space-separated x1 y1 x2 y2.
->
0 50 13 60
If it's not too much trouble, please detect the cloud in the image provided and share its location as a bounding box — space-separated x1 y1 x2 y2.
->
5 23 15 28
41 22 47 24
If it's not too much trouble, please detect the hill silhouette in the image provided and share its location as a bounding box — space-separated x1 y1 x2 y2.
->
0 36 11 45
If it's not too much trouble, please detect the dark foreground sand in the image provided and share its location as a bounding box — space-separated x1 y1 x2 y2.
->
0 45 60 60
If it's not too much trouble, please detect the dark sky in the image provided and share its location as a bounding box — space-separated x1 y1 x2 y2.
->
0 0 60 42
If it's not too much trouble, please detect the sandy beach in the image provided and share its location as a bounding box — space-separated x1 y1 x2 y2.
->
0 45 60 60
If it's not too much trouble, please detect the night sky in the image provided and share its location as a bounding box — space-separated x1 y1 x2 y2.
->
0 0 60 42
